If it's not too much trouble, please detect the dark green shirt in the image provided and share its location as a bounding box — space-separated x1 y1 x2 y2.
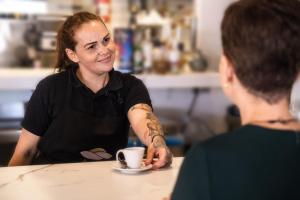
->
172 125 300 200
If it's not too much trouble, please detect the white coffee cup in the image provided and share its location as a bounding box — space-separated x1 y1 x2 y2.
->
116 147 145 169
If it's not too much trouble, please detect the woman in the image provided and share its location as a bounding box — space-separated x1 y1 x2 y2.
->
172 0 300 199
9 12 172 168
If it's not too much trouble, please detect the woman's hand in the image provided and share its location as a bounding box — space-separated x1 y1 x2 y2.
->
128 103 173 169
145 136 173 169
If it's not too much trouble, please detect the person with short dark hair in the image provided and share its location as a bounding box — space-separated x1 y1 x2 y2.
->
8 12 172 168
171 0 300 199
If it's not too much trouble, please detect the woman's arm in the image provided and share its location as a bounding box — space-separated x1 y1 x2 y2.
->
8 128 40 166
127 103 172 169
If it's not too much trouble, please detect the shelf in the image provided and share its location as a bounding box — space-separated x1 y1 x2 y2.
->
0 68 220 90
136 72 220 89
0 68 54 90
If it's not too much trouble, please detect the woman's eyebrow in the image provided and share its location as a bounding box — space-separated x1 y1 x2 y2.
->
84 41 97 48
83 33 110 48
102 33 110 40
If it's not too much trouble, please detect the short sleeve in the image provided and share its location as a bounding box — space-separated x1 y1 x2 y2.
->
124 77 152 113
171 144 211 200
21 79 51 136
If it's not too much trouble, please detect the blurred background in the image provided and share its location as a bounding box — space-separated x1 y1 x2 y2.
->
0 0 299 166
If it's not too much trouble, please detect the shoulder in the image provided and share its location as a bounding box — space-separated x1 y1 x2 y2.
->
196 125 253 153
36 70 68 91
111 70 148 94
178 128 248 174
110 71 151 112
206 125 253 143
112 70 144 87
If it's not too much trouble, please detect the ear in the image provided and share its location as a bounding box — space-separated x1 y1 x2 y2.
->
65 48 79 63
219 54 235 87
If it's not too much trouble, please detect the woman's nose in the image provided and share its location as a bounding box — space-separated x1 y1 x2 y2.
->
96 44 110 55
100 44 115 55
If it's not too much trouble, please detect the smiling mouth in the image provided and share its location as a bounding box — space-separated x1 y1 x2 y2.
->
98 55 111 63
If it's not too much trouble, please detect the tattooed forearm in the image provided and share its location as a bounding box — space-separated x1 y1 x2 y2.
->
130 103 166 147
130 104 173 167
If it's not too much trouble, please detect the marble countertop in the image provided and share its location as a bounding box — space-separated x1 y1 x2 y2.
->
0 157 183 200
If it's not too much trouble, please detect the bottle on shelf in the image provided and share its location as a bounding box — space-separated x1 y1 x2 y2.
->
133 31 144 73
152 40 169 74
142 28 153 73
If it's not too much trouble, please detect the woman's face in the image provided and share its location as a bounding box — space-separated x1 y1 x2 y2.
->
71 20 116 75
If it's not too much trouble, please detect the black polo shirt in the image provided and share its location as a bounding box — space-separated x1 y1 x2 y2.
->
22 67 152 137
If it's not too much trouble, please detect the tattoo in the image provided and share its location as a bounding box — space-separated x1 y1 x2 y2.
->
130 104 152 112
146 112 164 137
130 103 167 149
152 137 173 167
131 103 164 137
152 136 166 148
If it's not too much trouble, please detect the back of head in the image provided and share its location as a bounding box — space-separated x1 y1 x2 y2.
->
221 0 300 104
55 12 105 72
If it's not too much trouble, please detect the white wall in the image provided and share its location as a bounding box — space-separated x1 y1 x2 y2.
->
195 0 235 70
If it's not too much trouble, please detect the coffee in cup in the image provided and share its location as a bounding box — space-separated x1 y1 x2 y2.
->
116 147 145 169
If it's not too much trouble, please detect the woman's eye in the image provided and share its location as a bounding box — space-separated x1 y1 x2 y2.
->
103 37 110 45
88 44 96 49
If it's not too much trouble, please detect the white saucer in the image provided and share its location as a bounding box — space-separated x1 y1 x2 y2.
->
112 163 152 174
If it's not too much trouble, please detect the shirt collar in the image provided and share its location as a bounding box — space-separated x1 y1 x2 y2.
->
69 65 123 92
69 64 82 88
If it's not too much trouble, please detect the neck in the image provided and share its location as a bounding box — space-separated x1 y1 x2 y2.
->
237 96 293 126
76 68 109 93
238 98 300 131
225 72 299 130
